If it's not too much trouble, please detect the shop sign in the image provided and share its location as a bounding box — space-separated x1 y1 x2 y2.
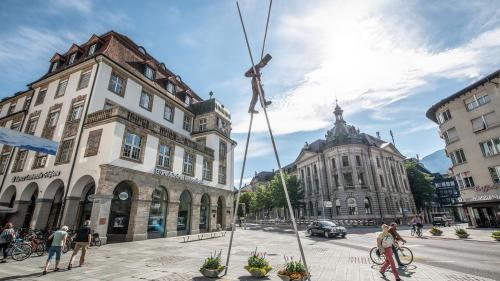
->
323 201 332 207
154 168 203 185
12 170 61 183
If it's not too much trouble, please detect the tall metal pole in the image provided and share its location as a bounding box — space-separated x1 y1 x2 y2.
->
236 2 311 279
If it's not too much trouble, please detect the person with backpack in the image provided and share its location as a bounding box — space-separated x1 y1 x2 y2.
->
67 220 92 269
0 222 16 263
42 226 68 275
377 224 401 281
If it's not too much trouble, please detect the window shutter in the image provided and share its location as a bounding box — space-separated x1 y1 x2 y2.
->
446 128 458 140
484 112 498 127
471 117 485 132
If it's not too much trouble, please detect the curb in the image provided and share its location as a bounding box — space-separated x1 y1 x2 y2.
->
420 235 499 244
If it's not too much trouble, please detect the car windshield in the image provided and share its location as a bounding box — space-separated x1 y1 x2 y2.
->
320 221 336 227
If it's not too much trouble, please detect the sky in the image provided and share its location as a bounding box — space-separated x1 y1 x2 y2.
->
1 0 500 187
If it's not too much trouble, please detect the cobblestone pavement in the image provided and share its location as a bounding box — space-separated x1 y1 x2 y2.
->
0 228 496 281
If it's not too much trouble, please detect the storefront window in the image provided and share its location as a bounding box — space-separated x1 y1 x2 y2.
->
177 190 192 235
199 194 210 233
108 182 133 236
77 185 95 227
148 187 168 239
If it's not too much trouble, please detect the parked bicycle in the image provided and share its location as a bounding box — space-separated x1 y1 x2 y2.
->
6 239 32 261
370 242 413 265
90 231 101 247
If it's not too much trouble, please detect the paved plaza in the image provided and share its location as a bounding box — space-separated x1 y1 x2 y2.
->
0 227 498 281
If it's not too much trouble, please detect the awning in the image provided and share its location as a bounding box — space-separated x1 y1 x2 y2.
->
0 206 17 214
0 128 58 155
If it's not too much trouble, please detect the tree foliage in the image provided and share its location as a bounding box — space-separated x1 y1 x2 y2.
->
404 161 435 210
255 185 274 213
239 191 256 215
269 173 304 210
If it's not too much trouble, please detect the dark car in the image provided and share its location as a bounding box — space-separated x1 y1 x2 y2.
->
432 216 452 227
307 220 347 238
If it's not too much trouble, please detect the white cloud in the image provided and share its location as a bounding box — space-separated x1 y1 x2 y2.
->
234 134 273 163
49 0 92 13
232 1 500 135
400 122 437 135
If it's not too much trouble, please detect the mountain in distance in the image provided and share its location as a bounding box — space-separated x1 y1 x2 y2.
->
420 149 451 174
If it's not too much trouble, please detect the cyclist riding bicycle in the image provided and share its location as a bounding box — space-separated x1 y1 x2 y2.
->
410 216 423 235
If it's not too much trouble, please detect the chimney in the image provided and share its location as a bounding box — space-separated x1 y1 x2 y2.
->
416 154 420 161
376 131 380 139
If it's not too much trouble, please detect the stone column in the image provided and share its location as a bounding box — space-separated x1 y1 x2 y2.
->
210 204 218 231
31 199 53 230
224 206 232 230
89 194 112 244
61 196 81 230
165 201 179 237
128 199 150 241
9 200 30 228
190 203 201 235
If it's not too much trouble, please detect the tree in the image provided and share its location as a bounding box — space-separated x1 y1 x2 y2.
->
404 161 435 211
269 173 304 212
255 185 274 216
239 191 256 216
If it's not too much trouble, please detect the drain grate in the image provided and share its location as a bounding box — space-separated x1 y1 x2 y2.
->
444 275 485 281
348 256 371 264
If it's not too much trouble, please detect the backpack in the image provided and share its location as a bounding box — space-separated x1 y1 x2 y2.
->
1 230 14 243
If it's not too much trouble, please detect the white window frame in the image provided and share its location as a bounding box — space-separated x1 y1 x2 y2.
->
140 91 153 110
144 65 155 80
158 144 172 169
109 72 124 95
183 152 194 175
68 53 76 65
199 118 207 131
88 44 97 56
164 104 174 122
123 131 142 160
183 115 192 132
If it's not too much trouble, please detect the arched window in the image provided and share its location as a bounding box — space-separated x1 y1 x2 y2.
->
199 194 210 233
335 199 341 215
148 187 168 239
108 182 133 237
364 197 372 215
347 198 357 215
177 190 192 235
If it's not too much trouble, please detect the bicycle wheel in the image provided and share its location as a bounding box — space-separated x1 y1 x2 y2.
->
95 239 101 247
417 228 422 237
369 247 385 265
398 246 413 265
35 243 45 256
12 244 32 261
410 228 415 237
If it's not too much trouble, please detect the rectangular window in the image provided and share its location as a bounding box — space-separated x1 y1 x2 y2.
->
55 139 75 164
164 103 174 122
12 149 28 172
183 115 192 131
122 131 142 161
88 44 97 56
376 157 381 168
32 153 48 169
358 172 365 185
196 137 206 147
166 81 176 94
84 129 102 157
51 61 59 72
333 174 339 187
48 111 60 128
104 101 115 110
35 88 47 106
203 159 213 181
356 155 362 166
68 53 77 65
70 104 84 121
77 70 92 90
379 175 385 187
437 109 451 124
139 91 153 111
55 79 68 98
331 158 336 169
343 173 353 187
8 103 16 115
144 65 155 80
10 122 21 131
480 137 500 157
158 144 172 169
218 165 226 184
219 141 227 160
443 127 459 144
0 153 9 175
471 112 499 132
463 176 475 187
25 118 38 135
488 166 500 184
199 118 207 131
450 149 466 165
23 96 31 110
108 72 125 96
342 155 349 167
185 95 191 106
465 94 490 111
183 152 194 176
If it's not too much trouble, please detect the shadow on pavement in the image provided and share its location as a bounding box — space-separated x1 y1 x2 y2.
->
0 272 42 280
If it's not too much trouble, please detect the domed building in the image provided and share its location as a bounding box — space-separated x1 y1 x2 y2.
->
294 103 416 224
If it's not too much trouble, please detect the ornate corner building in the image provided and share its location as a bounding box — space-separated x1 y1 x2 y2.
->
0 31 236 243
295 103 417 223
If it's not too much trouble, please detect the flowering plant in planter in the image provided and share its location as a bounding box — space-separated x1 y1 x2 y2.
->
455 228 469 239
244 247 273 278
199 250 225 278
429 226 443 236
491 231 500 241
277 256 310 281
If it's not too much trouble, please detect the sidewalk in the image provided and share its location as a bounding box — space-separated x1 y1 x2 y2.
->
399 224 500 243
0 228 496 281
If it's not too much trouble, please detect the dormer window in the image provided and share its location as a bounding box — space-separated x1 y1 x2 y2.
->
166 81 176 94
185 95 191 106
68 53 77 65
144 65 155 80
88 44 97 56
51 61 59 72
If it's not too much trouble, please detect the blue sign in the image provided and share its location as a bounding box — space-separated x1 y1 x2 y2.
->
0 128 58 155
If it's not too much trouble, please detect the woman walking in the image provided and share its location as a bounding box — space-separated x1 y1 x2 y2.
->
377 224 401 281
42 226 68 275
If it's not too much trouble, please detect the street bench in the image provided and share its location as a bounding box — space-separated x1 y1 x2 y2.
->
181 231 226 243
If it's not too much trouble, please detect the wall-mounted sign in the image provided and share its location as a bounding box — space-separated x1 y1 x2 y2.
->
154 168 203 185
12 170 61 183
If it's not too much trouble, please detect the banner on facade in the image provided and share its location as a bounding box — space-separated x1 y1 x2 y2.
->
0 128 58 155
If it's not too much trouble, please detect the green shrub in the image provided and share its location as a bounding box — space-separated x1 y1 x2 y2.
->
200 250 224 271
492 231 500 240
430 226 443 235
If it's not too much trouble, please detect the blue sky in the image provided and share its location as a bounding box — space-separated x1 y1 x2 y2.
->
1 0 500 186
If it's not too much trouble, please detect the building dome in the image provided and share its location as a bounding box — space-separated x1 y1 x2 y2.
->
325 102 363 145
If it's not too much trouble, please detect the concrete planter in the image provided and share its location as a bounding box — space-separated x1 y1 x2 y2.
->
430 231 442 236
277 273 309 281
244 266 272 278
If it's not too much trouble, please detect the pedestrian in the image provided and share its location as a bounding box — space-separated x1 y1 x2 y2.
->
389 222 407 268
244 53 272 114
377 224 401 281
42 225 68 275
0 222 16 263
68 220 92 270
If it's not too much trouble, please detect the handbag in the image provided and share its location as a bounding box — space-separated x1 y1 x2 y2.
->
381 234 394 248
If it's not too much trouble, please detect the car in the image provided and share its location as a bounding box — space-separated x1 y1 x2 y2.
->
432 216 452 227
307 220 347 238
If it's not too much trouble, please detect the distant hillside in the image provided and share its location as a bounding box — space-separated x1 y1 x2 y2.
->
420 149 451 174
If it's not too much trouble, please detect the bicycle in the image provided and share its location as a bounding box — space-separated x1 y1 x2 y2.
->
6 240 32 261
369 242 413 266
90 232 101 247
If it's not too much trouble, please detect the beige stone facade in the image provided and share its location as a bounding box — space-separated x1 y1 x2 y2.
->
427 69 500 228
